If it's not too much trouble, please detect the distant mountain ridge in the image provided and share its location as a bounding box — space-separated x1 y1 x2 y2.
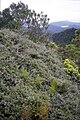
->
52 28 76 44
47 20 80 34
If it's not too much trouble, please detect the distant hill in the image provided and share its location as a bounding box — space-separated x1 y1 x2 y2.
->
52 28 76 44
47 20 80 34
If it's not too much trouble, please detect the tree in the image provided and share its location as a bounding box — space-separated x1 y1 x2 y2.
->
72 29 80 47
0 1 49 30
0 8 13 28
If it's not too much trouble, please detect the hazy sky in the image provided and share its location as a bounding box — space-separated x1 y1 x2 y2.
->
1 0 80 22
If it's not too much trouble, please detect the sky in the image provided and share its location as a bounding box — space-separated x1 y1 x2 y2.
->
0 0 80 23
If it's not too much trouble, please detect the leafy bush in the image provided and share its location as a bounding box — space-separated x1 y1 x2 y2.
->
61 29 80 72
57 79 68 94
49 80 57 96
0 32 4 38
48 42 57 49
64 59 80 79
35 74 42 88
21 67 28 80
0 29 80 120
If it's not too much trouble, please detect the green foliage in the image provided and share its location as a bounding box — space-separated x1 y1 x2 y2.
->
9 20 21 30
35 74 42 87
64 59 78 74
49 80 57 96
0 8 13 29
48 42 57 49
0 32 4 38
0 29 80 120
0 2 50 43
64 59 80 79
0 32 5 44
57 79 68 94
59 44 77 60
52 28 76 44
21 67 28 80
65 44 76 51
77 73 80 79
72 29 80 47
61 29 80 72
0 2 49 30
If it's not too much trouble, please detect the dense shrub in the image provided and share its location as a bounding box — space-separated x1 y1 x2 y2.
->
64 59 80 79
0 29 80 120
48 42 57 49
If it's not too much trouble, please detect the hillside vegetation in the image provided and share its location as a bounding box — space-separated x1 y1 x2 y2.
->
0 29 80 120
52 28 76 44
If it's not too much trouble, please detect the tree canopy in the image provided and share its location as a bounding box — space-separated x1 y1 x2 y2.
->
0 1 49 30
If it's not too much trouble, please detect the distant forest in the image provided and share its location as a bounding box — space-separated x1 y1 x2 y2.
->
52 28 76 44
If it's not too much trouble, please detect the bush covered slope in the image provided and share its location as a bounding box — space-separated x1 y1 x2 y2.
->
0 29 80 120
52 28 76 44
